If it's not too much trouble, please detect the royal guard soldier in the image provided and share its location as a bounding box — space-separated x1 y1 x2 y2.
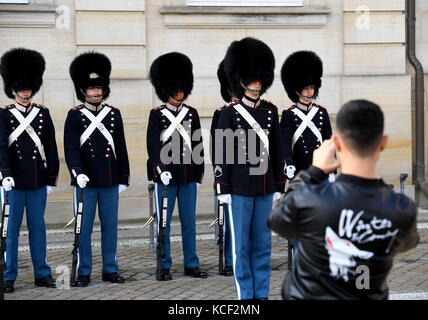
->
279 51 333 179
64 51 130 287
209 59 238 277
215 37 287 300
0 48 60 293
147 52 207 281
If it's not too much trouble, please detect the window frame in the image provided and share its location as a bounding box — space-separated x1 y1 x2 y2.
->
185 0 303 7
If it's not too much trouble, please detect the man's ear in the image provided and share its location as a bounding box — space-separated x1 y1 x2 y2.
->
379 135 388 152
333 134 342 152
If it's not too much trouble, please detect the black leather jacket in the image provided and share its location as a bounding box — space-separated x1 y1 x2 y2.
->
268 166 419 300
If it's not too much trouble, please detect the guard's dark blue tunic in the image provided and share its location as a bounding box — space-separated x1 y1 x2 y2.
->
280 102 332 174
0 103 59 189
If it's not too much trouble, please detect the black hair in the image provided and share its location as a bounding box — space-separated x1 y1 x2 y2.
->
336 99 384 156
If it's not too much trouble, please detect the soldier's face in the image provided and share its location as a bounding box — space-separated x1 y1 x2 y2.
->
300 86 315 100
173 90 184 101
247 81 262 92
14 89 32 104
85 87 103 103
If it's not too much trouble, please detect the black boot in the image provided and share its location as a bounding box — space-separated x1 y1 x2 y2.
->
35 275 56 288
76 275 91 287
102 272 125 283
3 280 14 293
184 267 208 278
156 269 172 281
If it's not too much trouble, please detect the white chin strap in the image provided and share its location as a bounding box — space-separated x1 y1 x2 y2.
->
169 96 183 104
240 81 261 95
81 88 104 100
12 90 33 102
295 90 317 100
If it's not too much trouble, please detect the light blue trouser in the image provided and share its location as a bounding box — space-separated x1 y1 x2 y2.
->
1 187 51 281
74 186 119 276
155 182 199 270
228 194 273 300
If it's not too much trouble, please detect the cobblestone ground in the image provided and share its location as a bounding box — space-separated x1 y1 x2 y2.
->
3 209 428 300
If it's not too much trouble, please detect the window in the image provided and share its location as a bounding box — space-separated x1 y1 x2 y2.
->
186 0 302 6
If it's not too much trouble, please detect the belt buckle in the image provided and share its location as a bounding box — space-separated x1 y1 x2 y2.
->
176 123 183 132
253 123 261 132
97 123 105 131
26 126 34 135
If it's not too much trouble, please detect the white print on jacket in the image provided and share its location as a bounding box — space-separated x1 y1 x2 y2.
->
325 226 374 282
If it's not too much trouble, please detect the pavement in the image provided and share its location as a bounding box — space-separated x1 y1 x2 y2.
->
2 209 428 301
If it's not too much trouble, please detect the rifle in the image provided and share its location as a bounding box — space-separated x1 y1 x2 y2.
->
143 184 156 253
209 196 225 275
0 189 10 263
156 186 167 281
70 188 84 287
0 189 10 300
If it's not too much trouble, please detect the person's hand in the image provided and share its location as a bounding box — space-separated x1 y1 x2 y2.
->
118 184 127 193
273 192 281 202
2 177 15 192
312 139 340 174
286 165 296 179
160 171 172 186
218 194 232 205
46 186 54 195
76 174 90 189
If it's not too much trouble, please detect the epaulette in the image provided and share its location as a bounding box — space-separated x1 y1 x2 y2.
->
2 104 14 110
71 104 85 112
261 99 278 108
104 103 119 111
224 100 240 109
34 103 48 110
183 104 197 111
154 104 166 111
313 102 328 111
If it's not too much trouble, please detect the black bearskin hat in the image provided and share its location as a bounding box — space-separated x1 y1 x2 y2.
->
217 59 233 103
149 52 193 103
223 37 275 99
69 51 111 103
0 48 45 99
281 50 323 103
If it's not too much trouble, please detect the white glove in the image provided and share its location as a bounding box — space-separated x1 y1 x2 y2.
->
118 184 127 193
2 177 15 192
273 192 281 202
286 165 296 179
160 171 172 186
46 186 54 195
76 174 90 189
217 194 232 205
196 183 201 191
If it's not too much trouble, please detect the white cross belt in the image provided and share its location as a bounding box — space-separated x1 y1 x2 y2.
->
291 106 322 150
8 107 44 160
79 106 116 158
160 107 192 151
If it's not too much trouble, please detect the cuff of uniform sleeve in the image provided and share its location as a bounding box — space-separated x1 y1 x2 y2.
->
119 175 130 186
47 175 58 187
215 181 230 195
307 165 328 183
285 159 294 167
0 169 11 184
70 167 83 182
276 180 286 193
